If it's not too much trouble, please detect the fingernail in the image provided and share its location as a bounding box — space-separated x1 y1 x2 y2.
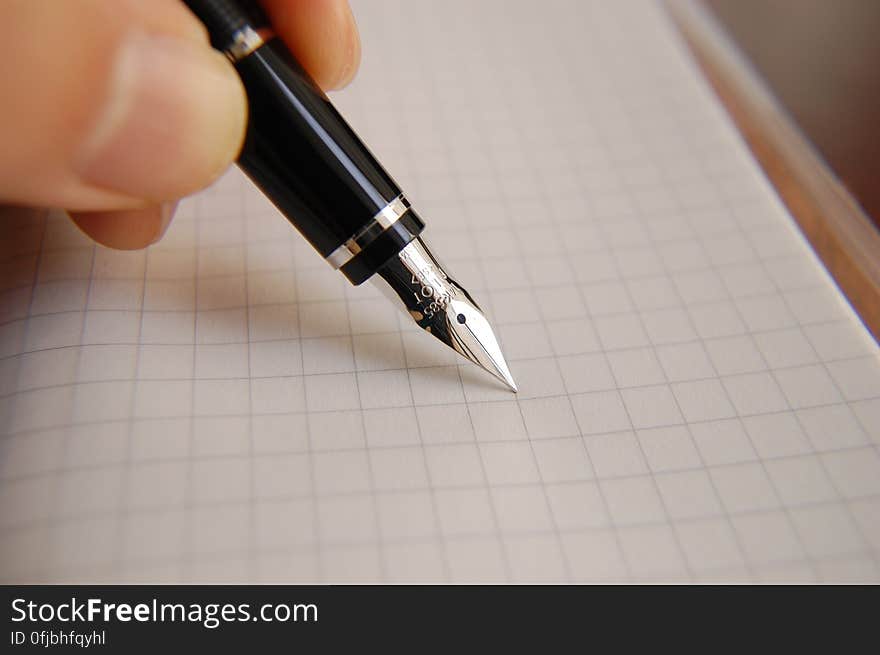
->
331 5 361 89
76 32 246 201
154 200 178 243
68 202 178 251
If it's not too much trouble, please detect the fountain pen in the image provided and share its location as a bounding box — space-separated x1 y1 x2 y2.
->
182 0 516 391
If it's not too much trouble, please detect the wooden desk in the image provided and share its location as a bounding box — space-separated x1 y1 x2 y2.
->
705 0 880 226
667 0 880 343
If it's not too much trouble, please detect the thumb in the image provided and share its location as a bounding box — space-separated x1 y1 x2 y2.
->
0 0 247 211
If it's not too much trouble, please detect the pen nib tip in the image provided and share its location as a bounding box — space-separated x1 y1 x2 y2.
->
374 236 518 391
481 339 518 393
500 370 519 393
444 297 517 393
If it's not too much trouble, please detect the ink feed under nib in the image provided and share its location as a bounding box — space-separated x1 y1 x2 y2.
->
373 237 518 392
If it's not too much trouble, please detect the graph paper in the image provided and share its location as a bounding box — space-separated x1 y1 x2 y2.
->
1 0 879 582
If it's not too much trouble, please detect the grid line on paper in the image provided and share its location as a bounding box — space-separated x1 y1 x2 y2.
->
3 387 878 453
112 232 151 578
1 348 877 407
343 257 388 583
370 59 457 582
288 201 322 584
5 483 880 539
241 183 258 583
26 528 867 584
0 243 854 313
181 191 202 582
3 440 879 503
3 303 870 362
417 12 567 580
40 241 97 581
452 21 627 581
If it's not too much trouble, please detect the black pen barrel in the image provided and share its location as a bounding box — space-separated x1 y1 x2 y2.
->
183 0 269 49
183 0 425 284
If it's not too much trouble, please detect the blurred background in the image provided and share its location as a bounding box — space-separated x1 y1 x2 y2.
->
705 0 880 227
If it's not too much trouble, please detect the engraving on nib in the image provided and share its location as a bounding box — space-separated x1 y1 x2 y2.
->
373 237 518 392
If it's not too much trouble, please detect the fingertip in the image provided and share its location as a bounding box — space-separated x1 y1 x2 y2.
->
330 2 361 90
261 0 362 91
0 1 237 211
69 201 177 250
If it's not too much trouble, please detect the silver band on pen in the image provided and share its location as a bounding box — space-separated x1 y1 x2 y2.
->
326 195 412 269
224 26 275 63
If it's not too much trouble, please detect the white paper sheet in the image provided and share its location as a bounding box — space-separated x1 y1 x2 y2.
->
1 0 878 582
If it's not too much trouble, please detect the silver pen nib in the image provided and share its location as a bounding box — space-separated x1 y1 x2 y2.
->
373 237 517 392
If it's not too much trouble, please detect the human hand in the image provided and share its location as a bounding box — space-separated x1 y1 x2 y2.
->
0 0 360 249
